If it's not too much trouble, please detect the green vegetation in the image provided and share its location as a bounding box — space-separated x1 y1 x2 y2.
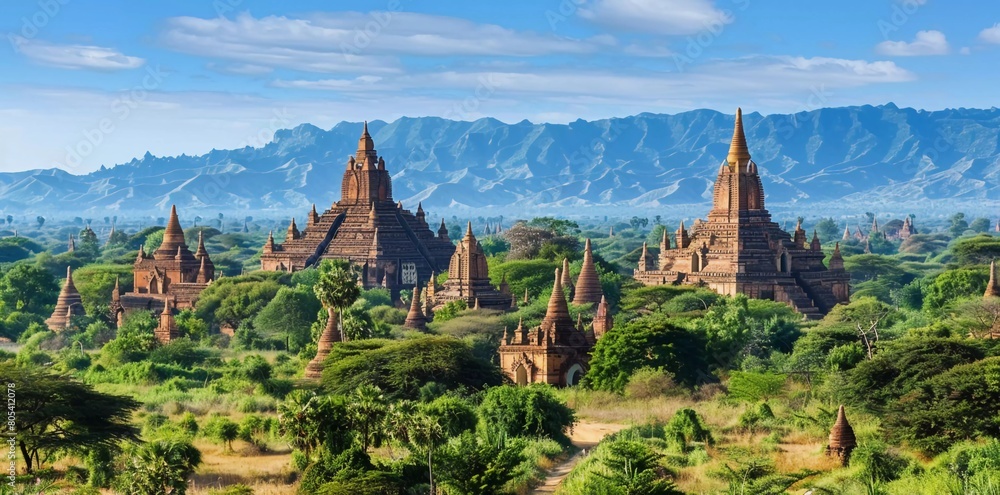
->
1 212 999 493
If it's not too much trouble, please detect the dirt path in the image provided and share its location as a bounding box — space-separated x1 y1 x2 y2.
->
530 421 626 494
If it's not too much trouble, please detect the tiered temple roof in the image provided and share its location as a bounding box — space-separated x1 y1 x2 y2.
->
634 108 850 318
46 267 85 331
260 123 455 296
430 222 512 311
498 268 594 386
110 205 215 325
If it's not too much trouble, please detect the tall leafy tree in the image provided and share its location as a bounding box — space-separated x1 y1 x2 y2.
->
0 264 59 315
1 362 139 473
314 259 361 342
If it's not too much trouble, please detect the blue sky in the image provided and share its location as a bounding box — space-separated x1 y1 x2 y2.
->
0 0 997 174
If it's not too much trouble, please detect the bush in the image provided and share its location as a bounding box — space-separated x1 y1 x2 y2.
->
478 385 575 445
624 367 679 399
149 338 212 367
321 336 503 400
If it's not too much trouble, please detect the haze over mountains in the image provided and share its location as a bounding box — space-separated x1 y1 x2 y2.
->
3 104 998 217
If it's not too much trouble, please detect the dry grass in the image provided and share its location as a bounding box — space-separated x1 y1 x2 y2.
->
188 439 298 494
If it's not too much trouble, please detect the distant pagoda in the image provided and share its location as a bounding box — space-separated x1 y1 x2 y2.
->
986 260 999 299
826 405 857 466
634 108 850 318
46 267 85 332
260 123 454 296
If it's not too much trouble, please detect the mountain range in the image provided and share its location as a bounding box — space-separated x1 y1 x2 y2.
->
3 104 998 217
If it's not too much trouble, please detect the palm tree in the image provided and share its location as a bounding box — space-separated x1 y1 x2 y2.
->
348 384 388 452
407 412 445 494
114 440 202 495
306 259 361 379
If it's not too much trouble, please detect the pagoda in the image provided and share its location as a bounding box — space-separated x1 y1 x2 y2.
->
498 268 594 386
986 260 999 299
430 222 512 311
46 267 85 331
634 108 850 318
826 405 857 466
260 123 455 296
110 205 215 325
573 239 604 305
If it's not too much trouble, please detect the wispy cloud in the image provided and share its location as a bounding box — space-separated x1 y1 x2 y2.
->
876 30 950 56
579 0 731 35
273 56 914 103
160 12 614 75
11 37 145 70
978 23 1000 44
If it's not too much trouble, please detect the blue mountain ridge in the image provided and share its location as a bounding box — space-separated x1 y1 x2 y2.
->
3 104 998 215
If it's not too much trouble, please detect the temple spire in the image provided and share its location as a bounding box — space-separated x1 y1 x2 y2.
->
162 205 185 248
727 107 751 168
404 286 427 330
544 268 571 324
574 238 603 305
986 260 999 299
826 405 857 466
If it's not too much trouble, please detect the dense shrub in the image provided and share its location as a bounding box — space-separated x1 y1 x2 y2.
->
478 385 575 445
321 337 503 400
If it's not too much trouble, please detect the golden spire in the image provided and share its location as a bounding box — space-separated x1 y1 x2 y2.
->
727 107 751 168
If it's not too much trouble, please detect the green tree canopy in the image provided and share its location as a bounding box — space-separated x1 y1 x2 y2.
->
587 312 708 391
478 385 575 445
321 337 504 400
0 264 58 315
1 362 140 473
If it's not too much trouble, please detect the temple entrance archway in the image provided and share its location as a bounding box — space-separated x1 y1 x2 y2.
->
515 365 528 385
566 364 584 386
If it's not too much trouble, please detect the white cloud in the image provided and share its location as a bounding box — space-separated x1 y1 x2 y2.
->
579 0 731 35
273 56 914 102
160 12 612 74
876 30 950 56
978 23 1000 44
11 37 145 70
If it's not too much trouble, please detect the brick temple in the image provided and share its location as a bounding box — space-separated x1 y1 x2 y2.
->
429 222 513 311
635 108 850 318
110 205 215 330
260 123 454 295
498 268 596 386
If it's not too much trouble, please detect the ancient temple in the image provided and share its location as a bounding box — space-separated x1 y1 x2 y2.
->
826 405 857 466
898 216 916 240
404 286 427 330
46 267 85 332
986 260 999 299
592 296 613 339
498 268 594 386
155 297 179 344
428 222 513 311
305 308 341 379
634 108 850 318
260 123 455 296
110 205 215 325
